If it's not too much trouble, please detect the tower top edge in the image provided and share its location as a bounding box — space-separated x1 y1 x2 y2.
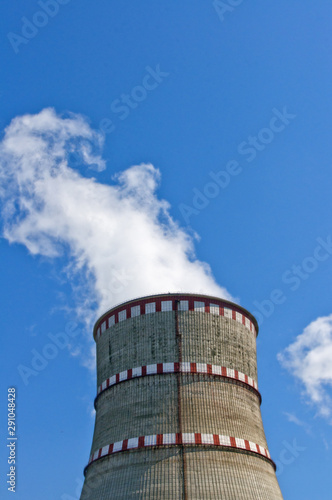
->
93 292 259 339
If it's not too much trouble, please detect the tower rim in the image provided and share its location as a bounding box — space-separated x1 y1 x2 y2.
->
93 292 259 340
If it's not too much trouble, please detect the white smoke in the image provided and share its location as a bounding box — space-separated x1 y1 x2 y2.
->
278 314 332 421
0 108 233 328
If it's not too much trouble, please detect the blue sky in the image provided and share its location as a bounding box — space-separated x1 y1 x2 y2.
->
1 1 332 498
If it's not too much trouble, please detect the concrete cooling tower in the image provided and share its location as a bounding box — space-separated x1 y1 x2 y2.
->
80 293 283 499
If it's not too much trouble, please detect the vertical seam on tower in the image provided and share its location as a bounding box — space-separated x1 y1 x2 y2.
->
175 299 187 500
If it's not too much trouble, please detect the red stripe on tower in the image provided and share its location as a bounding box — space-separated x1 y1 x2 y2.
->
138 436 145 448
195 433 202 445
213 434 220 446
230 436 236 448
176 433 182 445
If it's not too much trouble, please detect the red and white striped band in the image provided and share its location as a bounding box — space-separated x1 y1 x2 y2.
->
94 295 257 341
96 362 259 399
85 433 274 473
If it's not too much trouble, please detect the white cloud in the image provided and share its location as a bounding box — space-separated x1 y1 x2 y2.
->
0 108 233 330
283 412 312 434
278 315 332 420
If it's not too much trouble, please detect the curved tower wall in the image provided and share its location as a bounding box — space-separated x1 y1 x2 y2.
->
80 293 283 499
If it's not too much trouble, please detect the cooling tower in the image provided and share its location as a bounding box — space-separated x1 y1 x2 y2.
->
80 293 283 499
